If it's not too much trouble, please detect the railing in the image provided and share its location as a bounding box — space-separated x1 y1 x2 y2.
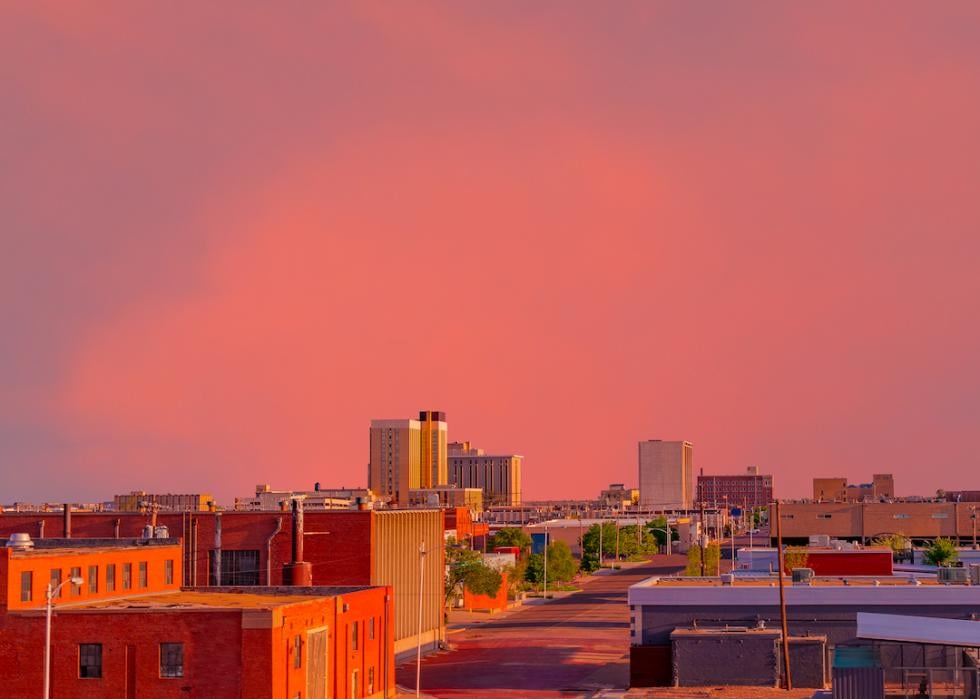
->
882 666 980 698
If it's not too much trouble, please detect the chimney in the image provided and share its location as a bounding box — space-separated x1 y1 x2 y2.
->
284 498 313 586
63 503 71 538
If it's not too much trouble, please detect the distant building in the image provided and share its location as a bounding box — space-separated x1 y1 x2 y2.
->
448 441 522 506
812 474 894 502
0 537 394 698
599 483 639 509
408 487 483 511
113 491 212 512
638 440 694 510
696 466 773 509
242 484 376 511
419 410 448 488
368 418 422 505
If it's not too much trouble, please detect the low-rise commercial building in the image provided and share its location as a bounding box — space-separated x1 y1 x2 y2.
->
408 487 483 511
113 491 213 512
696 466 773 510
812 474 894 502
0 537 394 698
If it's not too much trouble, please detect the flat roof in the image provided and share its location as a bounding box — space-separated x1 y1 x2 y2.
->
10 543 181 557
44 586 374 612
858 612 980 647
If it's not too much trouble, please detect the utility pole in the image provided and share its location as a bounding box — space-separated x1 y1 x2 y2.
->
543 525 549 599
416 541 426 698
598 521 603 569
699 502 707 576
972 506 977 550
775 501 793 691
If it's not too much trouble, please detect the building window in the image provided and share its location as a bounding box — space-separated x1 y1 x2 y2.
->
816 514 832 520
932 512 949 519
88 565 98 593
160 642 184 678
79 644 102 678
139 561 148 588
165 559 174 585
293 635 303 668
367 667 375 695
106 564 116 592
50 569 62 598
20 571 33 602
894 514 911 519
351 621 359 650
369 617 376 640
208 550 260 586
70 567 82 595
122 563 132 589
351 668 360 699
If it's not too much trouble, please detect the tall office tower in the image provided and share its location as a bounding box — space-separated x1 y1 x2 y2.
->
638 439 694 510
418 410 448 488
368 419 421 505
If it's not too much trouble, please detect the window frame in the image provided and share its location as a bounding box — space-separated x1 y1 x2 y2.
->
70 567 82 595
20 570 33 602
159 642 184 678
138 561 148 588
79 643 103 679
165 559 174 585
106 564 116 592
88 565 99 594
122 562 132 589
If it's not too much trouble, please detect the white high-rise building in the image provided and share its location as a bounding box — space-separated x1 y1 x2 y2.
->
638 439 694 510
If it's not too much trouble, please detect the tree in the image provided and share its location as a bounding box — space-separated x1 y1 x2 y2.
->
783 547 809 572
464 563 503 598
646 517 679 550
445 538 502 607
873 532 910 559
580 522 618 571
618 525 658 558
924 538 959 567
685 542 721 576
525 541 579 585
491 528 532 554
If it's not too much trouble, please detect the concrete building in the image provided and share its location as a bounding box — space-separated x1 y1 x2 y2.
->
812 473 894 502
599 484 639 509
418 410 448 489
628 573 980 688
0 508 445 657
368 419 421 505
408 487 483 511
638 440 694 510
0 537 394 698
113 491 213 512
243 484 376 511
696 466 773 509
448 441 522 507
770 500 978 545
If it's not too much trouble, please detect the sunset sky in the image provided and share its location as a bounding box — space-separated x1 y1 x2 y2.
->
3 3 980 504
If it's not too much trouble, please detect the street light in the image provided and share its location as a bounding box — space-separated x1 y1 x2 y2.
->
416 542 426 698
45 575 85 699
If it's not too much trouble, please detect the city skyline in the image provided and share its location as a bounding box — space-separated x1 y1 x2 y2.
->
4 4 980 505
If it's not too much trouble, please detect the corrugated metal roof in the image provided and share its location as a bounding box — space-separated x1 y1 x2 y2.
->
857 612 980 647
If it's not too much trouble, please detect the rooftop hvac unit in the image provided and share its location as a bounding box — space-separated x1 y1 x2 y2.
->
142 524 154 539
792 567 815 585
154 525 169 539
970 565 980 586
809 535 831 547
937 567 969 585
5 533 34 551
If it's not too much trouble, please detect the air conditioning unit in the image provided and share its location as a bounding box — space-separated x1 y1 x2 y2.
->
937 567 969 585
968 565 979 586
809 535 830 547
792 568 815 585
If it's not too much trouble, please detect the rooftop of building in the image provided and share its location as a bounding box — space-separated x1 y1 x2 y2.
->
6 538 181 557
23 586 375 612
634 575 941 588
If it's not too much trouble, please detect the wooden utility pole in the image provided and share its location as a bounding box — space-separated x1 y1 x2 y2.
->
699 502 707 576
775 501 792 690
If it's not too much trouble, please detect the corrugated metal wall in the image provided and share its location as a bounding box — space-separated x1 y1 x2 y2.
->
372 510 444 650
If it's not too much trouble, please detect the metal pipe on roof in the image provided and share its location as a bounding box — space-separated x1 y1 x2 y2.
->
212 512 222 586
63 503 71 538
266 517 283 585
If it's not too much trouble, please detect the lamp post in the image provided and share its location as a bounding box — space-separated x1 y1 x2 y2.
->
416 542 426 698
543 524 548 600
45 575 85 699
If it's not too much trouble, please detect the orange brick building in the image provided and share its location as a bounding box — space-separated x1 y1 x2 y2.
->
0 537 395 698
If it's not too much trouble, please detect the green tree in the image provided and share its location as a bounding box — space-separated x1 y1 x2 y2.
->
618 525 658 558
924 537 959 567
464 563 503 598
646 517 679 551
524 541 579 585
580 522 618 571
783 547 809 571
685 542 721 576
873 532 910 559
445 538 503 607
491 528 533 555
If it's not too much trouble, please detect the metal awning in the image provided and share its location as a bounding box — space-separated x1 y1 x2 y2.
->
857 612 980 647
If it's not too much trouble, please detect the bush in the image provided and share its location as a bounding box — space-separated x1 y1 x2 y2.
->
524 540 579 584
783 547 809 571
924 538 959 567
685 542 720 576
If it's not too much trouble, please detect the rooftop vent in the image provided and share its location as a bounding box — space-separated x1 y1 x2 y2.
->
792 568 815 585
720 574 734 585
938 567 969 585
6 533 34 551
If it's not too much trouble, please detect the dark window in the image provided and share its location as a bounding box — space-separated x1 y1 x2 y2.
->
79 644 102 678
165 559 174 585
139 561 148 588
106 564 116 592
293 634 303 669
160 643 183 678
367 666 375 695
369 617 375 640
88 565 98 593
20 571 33 602
351 621 359 650
122 563 132 589
50 569 62 598
208 550 260 585
70 567 82 595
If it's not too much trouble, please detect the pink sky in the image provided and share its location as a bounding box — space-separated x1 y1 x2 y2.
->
2 3 980 504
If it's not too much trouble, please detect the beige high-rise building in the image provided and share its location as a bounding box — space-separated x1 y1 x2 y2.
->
368 419 421 505
448 441 522 507
419 410 448 488
638 439 694 510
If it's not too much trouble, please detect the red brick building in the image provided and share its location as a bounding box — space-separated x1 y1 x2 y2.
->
0 538 394 698
696 467 773 510
0 508 444 656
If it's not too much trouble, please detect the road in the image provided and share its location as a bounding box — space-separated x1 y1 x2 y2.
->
396 555 686 699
